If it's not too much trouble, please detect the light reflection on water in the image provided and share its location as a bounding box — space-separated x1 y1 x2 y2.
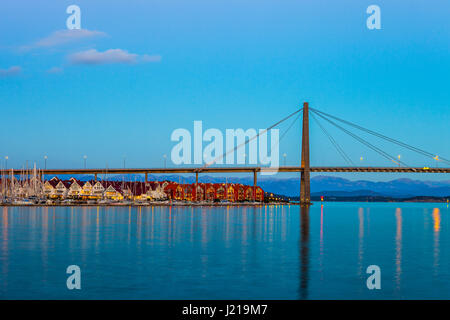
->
432 208 440 277
395 208 402 290
0 203 449 300
358 207 364 277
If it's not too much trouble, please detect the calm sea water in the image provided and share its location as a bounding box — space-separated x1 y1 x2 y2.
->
0 203 448 300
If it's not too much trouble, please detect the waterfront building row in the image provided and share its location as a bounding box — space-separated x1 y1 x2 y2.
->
0 177 264 202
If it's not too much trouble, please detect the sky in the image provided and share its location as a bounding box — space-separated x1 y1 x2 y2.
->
0 0 449 181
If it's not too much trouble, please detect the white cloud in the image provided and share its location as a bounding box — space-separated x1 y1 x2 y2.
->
69 49 136 65
0 66 22 77
22 29 106 51
68 49 161 65
46 67 64 74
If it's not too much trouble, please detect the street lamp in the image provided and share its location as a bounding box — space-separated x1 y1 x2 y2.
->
44 155 48 170
5 156 8 170
123 156 126 169
434 155 439 168
163 154 167 168
83 155 87 169
283 153 287 166
397 155 401 167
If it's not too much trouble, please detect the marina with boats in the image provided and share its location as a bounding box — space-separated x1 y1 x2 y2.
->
0 165 266 206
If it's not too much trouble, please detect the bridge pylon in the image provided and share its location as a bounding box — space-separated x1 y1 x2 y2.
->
300 102 312 205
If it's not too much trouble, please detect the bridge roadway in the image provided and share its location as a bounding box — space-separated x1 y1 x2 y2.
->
5 166 450 176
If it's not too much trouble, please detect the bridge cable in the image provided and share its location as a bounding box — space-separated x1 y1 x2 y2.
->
268 112 301 154
311 112 355 166
203 108 303 168
310 108 450 166
311 110 409 167
312 107 450 165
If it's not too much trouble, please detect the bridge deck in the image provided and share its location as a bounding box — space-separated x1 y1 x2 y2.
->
4 166 450 175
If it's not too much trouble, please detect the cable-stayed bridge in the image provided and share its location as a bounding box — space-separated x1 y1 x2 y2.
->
4 102 450 204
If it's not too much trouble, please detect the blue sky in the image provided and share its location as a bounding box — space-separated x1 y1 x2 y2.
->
0 0 449 181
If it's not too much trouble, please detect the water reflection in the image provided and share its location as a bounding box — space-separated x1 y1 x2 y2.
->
42 207 49 274
2 206 7 247
242 206 247 245
137 206 142 243
358 207 364 276
95 206 99 253
319 204 324 279
1 204 448 299
432 208 440 275
1 207 8 287
432 208 441 233
128 206 131 243
395 208 402 289
299 205 310 300
252 206 258 243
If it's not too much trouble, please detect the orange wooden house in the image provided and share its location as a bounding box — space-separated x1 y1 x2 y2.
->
163 182 264 202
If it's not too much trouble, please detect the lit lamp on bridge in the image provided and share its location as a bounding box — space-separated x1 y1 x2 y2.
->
434 155 439 168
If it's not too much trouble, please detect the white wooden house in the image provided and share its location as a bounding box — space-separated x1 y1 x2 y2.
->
92 181 105 198
54 181 69 198
104 185 123 200
80 181 93 198
68 179 83 198
43 181 56 197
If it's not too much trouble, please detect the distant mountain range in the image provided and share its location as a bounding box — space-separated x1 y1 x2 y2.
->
44 174 450 199
262 176 450 198
309 176 450 198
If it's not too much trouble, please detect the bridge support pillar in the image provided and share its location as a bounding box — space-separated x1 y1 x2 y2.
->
145 172 148 183
195 172 199 202
253 170 257 202
94 173 97 182
300 102 312 205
